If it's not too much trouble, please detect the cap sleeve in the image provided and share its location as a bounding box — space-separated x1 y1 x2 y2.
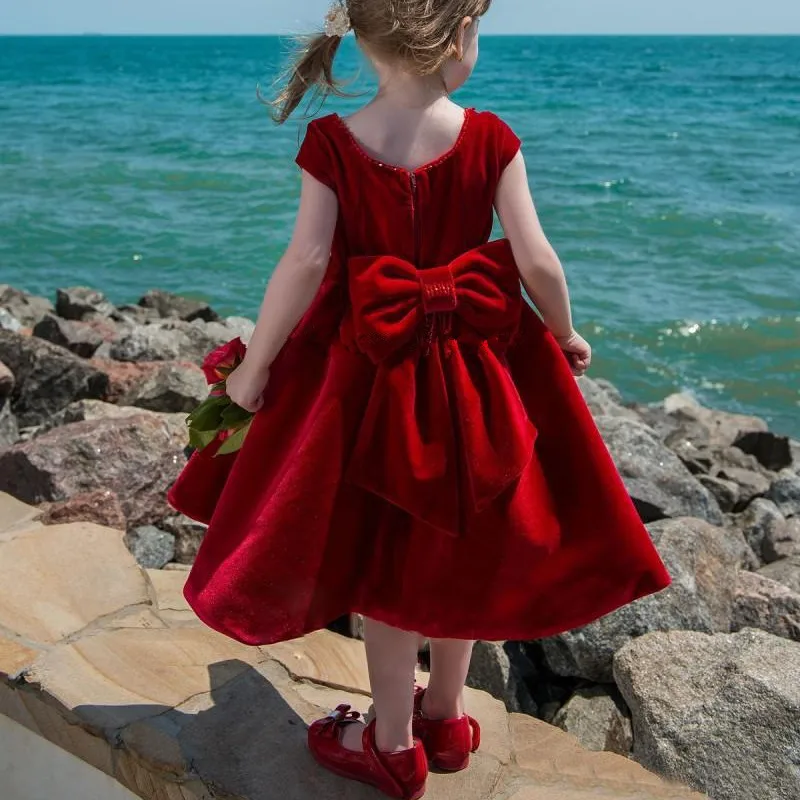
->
494 114 522 173
295 119 337 192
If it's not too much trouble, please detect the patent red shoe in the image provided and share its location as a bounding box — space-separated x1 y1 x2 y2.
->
412 686 481 772
308 705 428 800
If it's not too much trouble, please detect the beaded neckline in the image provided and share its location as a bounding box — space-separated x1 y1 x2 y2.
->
332 107 474 175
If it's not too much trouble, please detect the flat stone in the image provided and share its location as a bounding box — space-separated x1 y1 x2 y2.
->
0 491 42 537
0 633 41 680
145 568 192 614
0 522 149 644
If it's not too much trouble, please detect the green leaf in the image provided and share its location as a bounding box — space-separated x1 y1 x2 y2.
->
187 396 228 431
214 419 253 456
221 403 253 428
189 427 219 451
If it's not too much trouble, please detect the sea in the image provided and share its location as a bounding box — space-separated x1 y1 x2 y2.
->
0 35 798 436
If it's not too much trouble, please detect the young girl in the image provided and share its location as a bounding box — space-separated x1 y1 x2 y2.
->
167 2 672 798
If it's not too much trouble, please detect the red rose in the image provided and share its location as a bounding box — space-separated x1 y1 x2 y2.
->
202 337 247 385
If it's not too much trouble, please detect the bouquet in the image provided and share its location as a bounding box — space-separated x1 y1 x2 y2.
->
186 337 254 457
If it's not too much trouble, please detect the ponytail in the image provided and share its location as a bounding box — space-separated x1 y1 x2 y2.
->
266 33 346 124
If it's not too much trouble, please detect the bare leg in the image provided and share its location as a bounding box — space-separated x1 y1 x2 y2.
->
420 638 475 720
340 617 419 753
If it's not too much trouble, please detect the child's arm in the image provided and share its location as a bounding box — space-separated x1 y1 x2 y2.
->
495 150 591 376
225 171 338 411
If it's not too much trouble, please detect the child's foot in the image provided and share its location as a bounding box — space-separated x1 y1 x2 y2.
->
413 686 480 772
340 719 366 751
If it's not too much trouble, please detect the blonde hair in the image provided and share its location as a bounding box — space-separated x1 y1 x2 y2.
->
268 0 492 124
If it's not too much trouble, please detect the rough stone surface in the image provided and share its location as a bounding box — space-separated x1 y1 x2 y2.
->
769 470 800 517
466 641 537 715
0 308 22 332
595 416 723 524
613 627 800 800
223 315 256 344
55 286 117 321
0 284 54 327
0 359 14 398
32 313 105 358
0 329 110 426
138 289 219 323
536 518 743 682
697 474 739 513
758 555 800 594
87 359 176 403
576 377 639 420
109 319 233 365
551 685 633 756
715 466 770 508
0 492 42 538
0 397 17 449
732 497 784 562
39 398 186 434
38 489 127 530
120 362 207 413
124 525 176 569
159 514 207 564
731 570 800 641
763 516 800 562
0 414 186 529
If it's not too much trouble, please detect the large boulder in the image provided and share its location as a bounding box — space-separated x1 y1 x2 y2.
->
32 313 105 358
732 497 785 563
55 286 117 321
533 517 744 682
758 555 800 594
595 416 723 524
769 470 800 518
732 571 800 641
763 517 800 563
119 362 207 413
466 640 537 715
109 319 233 364
137 289 219 323
0 284 54 327
0 413 186 529
0 329 109 426
613 627 800 800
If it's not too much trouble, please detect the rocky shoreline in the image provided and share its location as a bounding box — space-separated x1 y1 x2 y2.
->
1 281 798 800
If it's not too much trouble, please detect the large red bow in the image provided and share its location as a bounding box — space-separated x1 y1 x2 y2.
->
345 240 538 537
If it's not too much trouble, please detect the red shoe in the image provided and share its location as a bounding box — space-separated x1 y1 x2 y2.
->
412 686 481 772
308 705 428 800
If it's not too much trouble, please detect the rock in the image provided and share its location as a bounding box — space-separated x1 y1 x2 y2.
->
0 361 14 399
732 571 800 641
791 439 800 473
0 414 186 529
88 358 172 403
0 329 109 427
758 556 800 594
534 517 743 682
0 308 22 332
55 286 116 321
0 284 54 327
466 641 537 715
577 377 639 420
698 474 739 513
109 324 189 362
613 627 800 800
138 289 219 323
763 517 800 563
119 362 207 413
551 684 633 756
0 399 18 449
595 416 723 524
731 497 784 561
715 466 770 508
42 398 185 431
223 315 256 344
768 470 800 517
663 392 768 448
32 313 104 358
124 525 175 569
39 489 127 530
115 303 162 324
734 430 793 471
159 514 207 563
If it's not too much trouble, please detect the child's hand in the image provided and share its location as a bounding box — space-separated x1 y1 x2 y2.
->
225 358 270 413
555 330 592 377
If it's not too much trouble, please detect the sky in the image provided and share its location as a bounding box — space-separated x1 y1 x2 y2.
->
1 0 800 35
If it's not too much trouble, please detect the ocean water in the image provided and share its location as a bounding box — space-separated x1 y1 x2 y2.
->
0 35 798 436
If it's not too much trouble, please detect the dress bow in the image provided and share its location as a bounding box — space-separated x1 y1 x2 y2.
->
345 240 538 538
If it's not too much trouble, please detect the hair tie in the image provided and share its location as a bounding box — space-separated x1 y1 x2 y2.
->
324 1 352 38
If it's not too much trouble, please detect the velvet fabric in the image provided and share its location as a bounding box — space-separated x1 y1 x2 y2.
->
167 108 672 646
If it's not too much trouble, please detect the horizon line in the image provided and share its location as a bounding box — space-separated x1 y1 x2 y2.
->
2 31 800 37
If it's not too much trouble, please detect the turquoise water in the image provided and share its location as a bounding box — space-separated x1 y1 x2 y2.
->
0 35 798 435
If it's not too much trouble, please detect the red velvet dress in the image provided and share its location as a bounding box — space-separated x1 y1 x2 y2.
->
167 108 672 647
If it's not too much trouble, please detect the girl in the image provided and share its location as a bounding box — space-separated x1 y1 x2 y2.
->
167 2 672 798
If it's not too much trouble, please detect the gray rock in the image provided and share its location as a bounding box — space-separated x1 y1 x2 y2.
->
223 316 256 345
55 286 117 321
698 474 739 513
577 377 639 420
0 359 13 399
466 641 537 715
0 308 22 332
138 289 219 323
159 513 207 564
732 571 800 641
763 517 800 563
124 525 175 569
37 399 186 436
734 430 793 472
715 466 770 509
120 363 207 413
0 329 109 427
551 684 633 756
613 627 800 800
769 470 800 517
535 517 743 682
115 304 162 325
32 313 104 358
758 556 800 594
109 324 189 362
0 398 18 449
791 440 800 474
0 413 187 529
0 284 54 327
731 497 784 561
595 416 723 524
